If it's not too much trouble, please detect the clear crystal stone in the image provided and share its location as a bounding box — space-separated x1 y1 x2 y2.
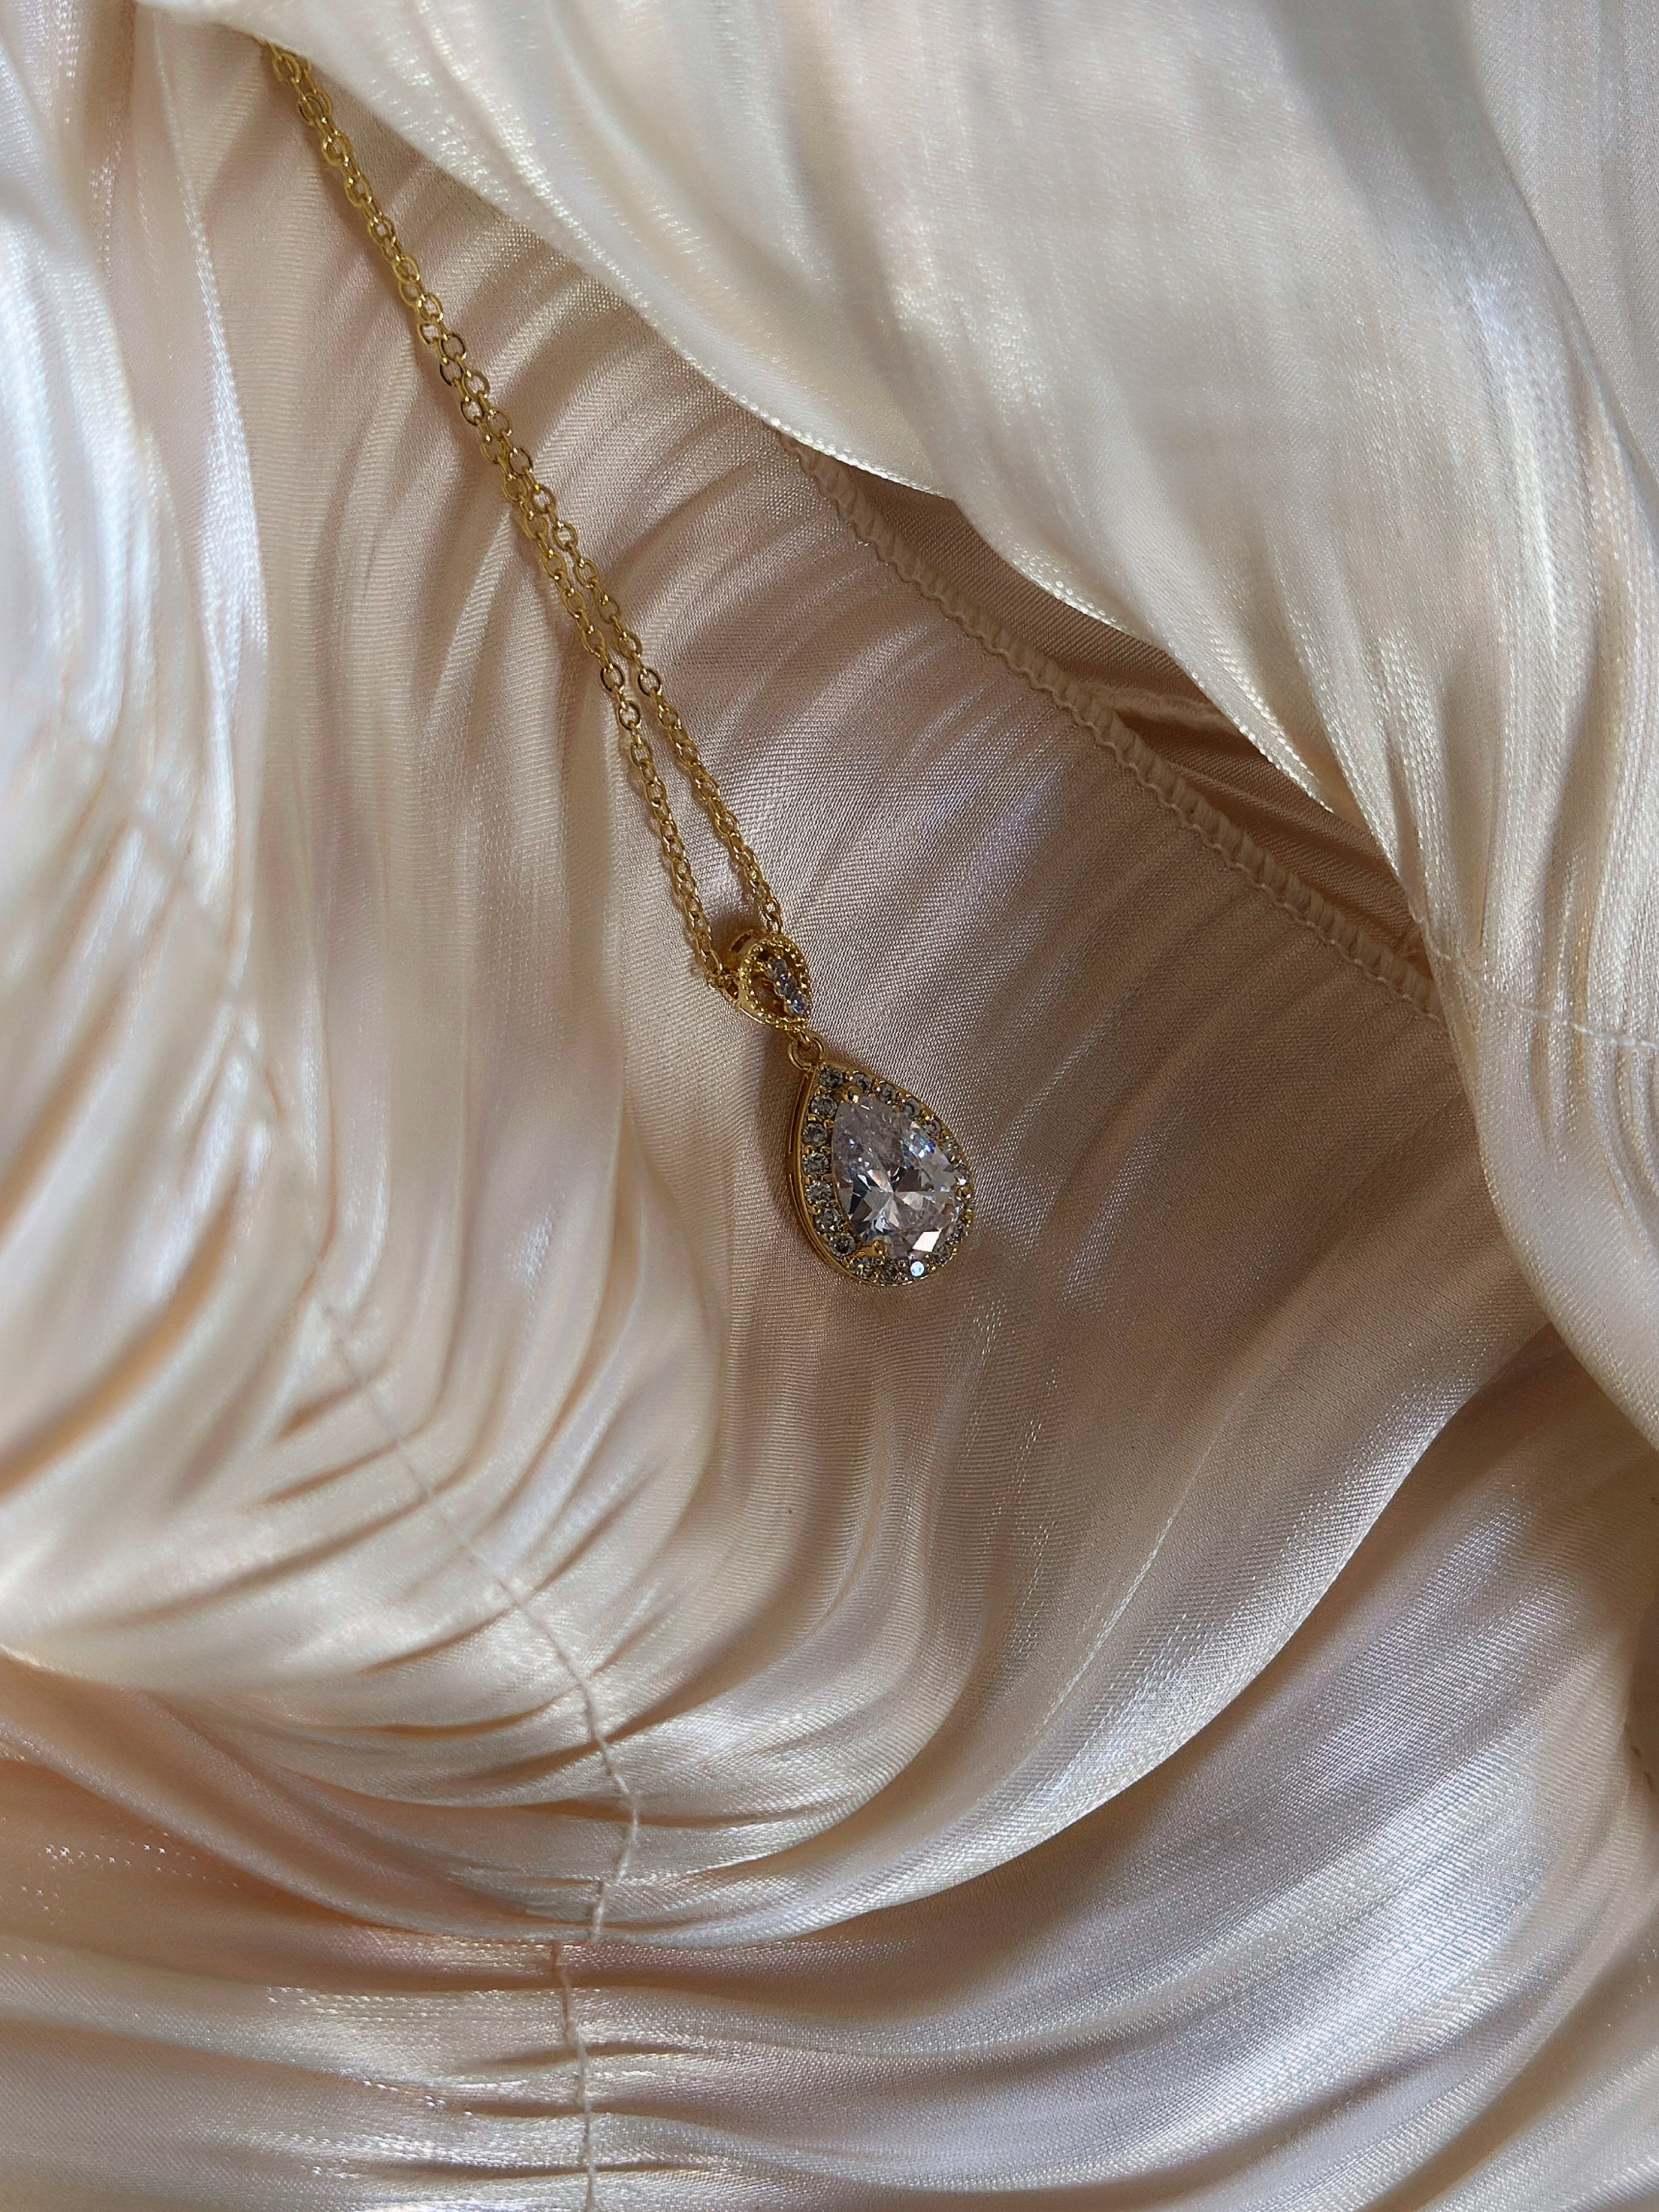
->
765 954 809 1017
830 1085 966 1269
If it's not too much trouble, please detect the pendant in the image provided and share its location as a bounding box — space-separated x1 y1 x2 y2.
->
725 930 973 1285
790 1057 974 1286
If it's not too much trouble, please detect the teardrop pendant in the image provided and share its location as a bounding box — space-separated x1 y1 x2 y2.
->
790 1058 975 1284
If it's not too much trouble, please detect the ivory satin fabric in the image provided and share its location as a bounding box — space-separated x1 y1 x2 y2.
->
1 7 1657 2208
157 0 1659 1457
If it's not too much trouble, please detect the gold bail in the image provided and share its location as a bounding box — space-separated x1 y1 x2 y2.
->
725 930 814 1033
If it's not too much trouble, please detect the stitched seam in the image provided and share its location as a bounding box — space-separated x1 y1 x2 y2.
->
1066 678 1239 734
77 746 626 2193
312 1300 642 1917
1422 929 1659 1058
557 1938 601 2210
128 835 627 2199
315 1298 633 2192
784 440 1442 1026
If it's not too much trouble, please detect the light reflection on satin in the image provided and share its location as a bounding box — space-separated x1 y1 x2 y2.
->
156 0 1659 1455
0 11 1655 2206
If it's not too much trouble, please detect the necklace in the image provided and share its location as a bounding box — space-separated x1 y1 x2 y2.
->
267 48 973 1287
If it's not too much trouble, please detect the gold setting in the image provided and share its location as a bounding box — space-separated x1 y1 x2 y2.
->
789 1060 975 1287
726 930 814 1029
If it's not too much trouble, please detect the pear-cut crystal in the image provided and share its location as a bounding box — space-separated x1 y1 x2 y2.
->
793 1063 972 1282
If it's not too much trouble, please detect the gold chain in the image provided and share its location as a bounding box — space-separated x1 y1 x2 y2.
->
265 45 818 1047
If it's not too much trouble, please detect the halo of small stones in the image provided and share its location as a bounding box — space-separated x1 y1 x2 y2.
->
795 1061 974 1286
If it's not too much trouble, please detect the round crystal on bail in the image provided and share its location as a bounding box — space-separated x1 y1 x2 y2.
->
764 952 810 1018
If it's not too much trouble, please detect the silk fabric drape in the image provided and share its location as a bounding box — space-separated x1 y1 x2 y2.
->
0 7 1656 2204
152 0 1659 1455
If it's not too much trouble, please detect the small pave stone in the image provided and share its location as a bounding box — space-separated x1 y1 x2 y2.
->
764 954 810 1017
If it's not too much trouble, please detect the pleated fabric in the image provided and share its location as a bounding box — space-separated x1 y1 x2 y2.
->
0 9 1655 2205
152 0 1659 1453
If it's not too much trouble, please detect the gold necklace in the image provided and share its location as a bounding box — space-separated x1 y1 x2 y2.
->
268 48 973 1287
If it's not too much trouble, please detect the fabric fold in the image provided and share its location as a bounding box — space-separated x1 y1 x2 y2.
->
153 0 1659 1446
1 9 1656 2204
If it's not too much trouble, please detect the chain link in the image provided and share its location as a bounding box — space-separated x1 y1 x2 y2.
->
265 45 810 1023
